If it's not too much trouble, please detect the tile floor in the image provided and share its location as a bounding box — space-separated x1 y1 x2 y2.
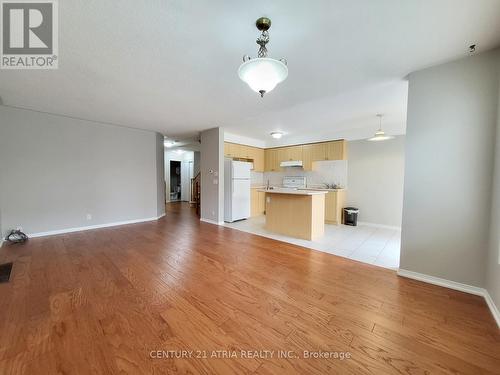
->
224 215 401 269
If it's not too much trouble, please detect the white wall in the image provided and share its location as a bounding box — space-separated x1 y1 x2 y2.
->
400 49 500 287
346 136 405 227
486 74 500 314
193 151 201 176
200 127 224 223
155 133 166 217
224 132 266 148
0 106 165 237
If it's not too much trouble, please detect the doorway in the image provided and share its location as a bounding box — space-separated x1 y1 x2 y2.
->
170 160 181 201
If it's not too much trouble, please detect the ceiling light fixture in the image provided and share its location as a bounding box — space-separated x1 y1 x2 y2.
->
164 140 176 148
270 131 283 139
238 17 288 98
367 114 394 142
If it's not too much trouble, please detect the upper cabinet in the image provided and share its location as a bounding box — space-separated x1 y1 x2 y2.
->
226 139 347 173
306 140 347 162
264 149 281 172
282 145 303 161
224 142 264 172
248 147 265 172
311 143 327 161
224 142 235 158
325 140 347 161
302 145 314 171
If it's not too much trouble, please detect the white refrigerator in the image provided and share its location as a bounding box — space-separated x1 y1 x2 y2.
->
224 159 251 222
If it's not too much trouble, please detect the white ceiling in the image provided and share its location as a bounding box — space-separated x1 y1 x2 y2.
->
1 0 500 145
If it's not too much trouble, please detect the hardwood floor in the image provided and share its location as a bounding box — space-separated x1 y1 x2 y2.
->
0 202 499 374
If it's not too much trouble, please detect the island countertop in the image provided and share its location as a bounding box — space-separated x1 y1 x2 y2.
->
257 188 327 196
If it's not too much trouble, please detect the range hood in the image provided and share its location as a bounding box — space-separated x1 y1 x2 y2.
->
280 160 303 168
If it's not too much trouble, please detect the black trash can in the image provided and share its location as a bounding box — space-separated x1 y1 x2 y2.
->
343 207 359 226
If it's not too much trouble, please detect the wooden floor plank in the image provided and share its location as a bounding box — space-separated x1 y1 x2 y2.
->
0 202 498 375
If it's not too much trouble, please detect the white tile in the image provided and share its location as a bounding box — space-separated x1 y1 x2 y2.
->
224 216 401 269
349 252 377 265
374 256 399 269
350 245 384 258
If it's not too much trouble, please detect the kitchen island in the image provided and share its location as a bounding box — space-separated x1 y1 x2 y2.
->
259 189 327 240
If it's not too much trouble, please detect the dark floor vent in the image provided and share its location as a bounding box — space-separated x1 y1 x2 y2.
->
0 263 13 283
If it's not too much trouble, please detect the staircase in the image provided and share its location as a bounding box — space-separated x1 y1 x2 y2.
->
191 172 201 216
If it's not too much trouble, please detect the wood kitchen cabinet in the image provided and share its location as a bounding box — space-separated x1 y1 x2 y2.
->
281 145 303 161
310 143 328 161
251 188 266 216
241 145 253 159
302 144 314 171
269 145 303 169
248 147 265 172
302 140 347 163
264 149 281 172
225 142 249 158
224 142 265 172
226 139 346 173
275 148 287 165
325 190 346 225
325 140 347 161
224 142 236 157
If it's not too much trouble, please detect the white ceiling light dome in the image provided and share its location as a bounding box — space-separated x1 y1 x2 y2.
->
164 139 176 148
367 114 395 142
270 131 284 139
238 58 288 96
238 17 288 97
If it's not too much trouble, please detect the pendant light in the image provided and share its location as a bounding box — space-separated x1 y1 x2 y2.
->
367 114 394 141
238 17 288 97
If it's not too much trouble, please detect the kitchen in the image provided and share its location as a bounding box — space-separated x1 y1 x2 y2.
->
223 136 403 269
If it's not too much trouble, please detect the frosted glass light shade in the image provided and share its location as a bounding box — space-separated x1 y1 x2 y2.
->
238 58 288 96
367 130 395 142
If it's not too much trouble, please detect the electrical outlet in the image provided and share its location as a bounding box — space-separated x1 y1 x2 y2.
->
86 214 92 221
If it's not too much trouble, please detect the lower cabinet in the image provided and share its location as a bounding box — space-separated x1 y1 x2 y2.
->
325 190 346 225
251 189 266 216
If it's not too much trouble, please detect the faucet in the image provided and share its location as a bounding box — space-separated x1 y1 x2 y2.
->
266 179 270 190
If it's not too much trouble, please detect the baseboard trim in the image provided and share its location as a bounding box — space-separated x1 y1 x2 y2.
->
200 218 224 226
484 291 500 329
398 269 500 328
28 214 165 238
358 221 401 231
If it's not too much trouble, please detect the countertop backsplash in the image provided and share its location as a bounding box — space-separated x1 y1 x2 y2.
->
251 171 265 186
259 160 348 189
